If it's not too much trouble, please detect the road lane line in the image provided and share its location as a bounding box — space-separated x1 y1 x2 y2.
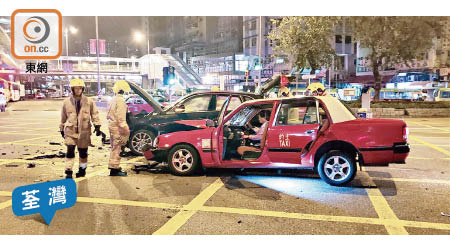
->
196 206 450 231
406 121 450 132
0 135 59 145
409 135 450 157
153 178 224 235
0 132 55 136
372 177 450 185
0 127 56 133
12 143 63 147
412 136 450 138
365 188 408 234
1 189 450 231
361 166 408 235
407 157 450 160
0 191 12 196
77 197 182 210
0 200 12 210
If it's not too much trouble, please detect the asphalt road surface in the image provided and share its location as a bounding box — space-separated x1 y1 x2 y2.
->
0 100 449 235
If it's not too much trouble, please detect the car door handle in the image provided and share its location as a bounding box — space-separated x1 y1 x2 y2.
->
306 130 315 134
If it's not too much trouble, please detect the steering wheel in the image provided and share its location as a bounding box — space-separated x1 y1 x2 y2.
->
244 123 253 132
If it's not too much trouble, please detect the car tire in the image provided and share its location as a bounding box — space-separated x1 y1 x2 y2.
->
317 150 356 186
129 129 155 156
167 144 199 176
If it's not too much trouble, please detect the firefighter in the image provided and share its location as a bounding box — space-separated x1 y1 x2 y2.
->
107 80 131 176
60 78 102 179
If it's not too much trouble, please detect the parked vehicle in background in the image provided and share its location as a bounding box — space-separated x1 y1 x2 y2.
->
0 78 10 102
35 92 46 99
8 81 21 102
372 89 425 101
433 88 450 101
126 95 158 115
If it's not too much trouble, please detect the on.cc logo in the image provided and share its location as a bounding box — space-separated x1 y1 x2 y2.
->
23 16 50 44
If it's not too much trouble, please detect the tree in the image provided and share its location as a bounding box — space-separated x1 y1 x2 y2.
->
268 17 339 73
346 17 443 101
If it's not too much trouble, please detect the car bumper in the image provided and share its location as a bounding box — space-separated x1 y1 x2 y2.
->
392 143 410 164
359 143 410 165
143 147 168 162
393 143 410 154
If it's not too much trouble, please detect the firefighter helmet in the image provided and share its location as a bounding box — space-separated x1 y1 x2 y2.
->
112 80 131 94
69 78 85 88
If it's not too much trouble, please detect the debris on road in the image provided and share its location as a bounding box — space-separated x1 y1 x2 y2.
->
27 163 36 168
26 151 65 160
5 164 19 168
131 162 161 174
1 153 6 155
49 142 62 145
238 220 242 224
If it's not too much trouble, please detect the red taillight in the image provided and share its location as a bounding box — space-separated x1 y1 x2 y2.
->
403 125 409 141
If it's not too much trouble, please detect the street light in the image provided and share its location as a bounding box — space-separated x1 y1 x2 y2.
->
133 30 150 55
64 26 78 57
133 31 144 42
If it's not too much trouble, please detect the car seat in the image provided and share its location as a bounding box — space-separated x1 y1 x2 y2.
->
239 123 270 160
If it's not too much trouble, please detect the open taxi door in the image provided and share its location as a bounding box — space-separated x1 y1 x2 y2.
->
211 96 231 165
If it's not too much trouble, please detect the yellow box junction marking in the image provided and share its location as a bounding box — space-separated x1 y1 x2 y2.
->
1 184 450 231
0 200 12 210
361 166 408 235
153 178 224 235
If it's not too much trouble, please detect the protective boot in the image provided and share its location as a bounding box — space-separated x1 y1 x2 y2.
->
65 170 73 179
109 168 127 176
76 162 87 178
65 157 75 171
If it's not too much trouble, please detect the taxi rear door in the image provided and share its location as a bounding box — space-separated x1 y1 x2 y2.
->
266 98 320 164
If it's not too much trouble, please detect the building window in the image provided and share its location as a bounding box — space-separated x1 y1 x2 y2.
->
345 36 352 44
335 35 342 43
250 20 256 31
244 39 249 48
251 37 257 47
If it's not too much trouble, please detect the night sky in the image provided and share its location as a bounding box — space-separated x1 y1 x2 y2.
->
62 16 145 58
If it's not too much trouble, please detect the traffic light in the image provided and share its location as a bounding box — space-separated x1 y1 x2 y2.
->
163 66 176 86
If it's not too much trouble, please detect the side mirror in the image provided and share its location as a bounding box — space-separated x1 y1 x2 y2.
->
174 105 185 113
206 119 216 127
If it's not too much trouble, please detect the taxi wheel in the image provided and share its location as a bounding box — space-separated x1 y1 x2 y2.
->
318 150 356 186
168 145 199 176
129 129 155 156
